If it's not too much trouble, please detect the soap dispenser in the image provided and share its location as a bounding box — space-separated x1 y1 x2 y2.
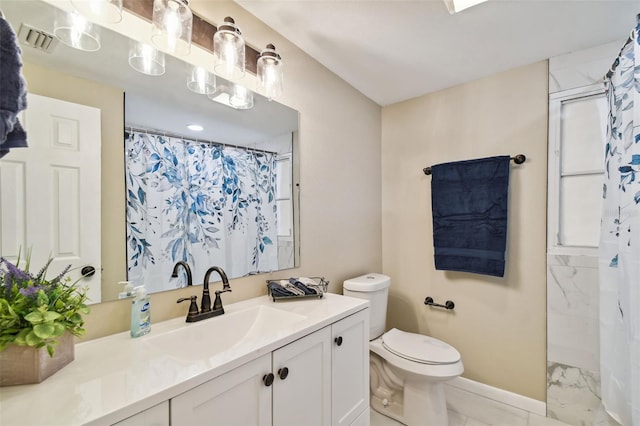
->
130 285 151 338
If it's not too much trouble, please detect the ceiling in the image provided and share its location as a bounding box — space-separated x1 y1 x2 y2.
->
235 0 639 106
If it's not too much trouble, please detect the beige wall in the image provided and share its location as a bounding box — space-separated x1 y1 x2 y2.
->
381 61 549 401
23 1 382 340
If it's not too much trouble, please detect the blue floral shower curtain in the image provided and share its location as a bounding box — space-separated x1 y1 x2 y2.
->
600 15 640 426
125 131 278 294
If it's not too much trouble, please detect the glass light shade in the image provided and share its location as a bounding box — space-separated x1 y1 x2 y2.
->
71 0 123 24
151 0 193 56
129 41 166 76
187 66 216 94
257 44 283 101
207 83 253 110
229 84 253 110
213 17 245 81
54 9 100 52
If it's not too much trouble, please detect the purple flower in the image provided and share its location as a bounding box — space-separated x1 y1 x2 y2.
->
0 258 32 283
19 286 42 297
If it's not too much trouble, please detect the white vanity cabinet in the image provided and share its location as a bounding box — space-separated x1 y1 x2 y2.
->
272 325 332 425
113 402 169 426
0 294 369 426
171 354 272 426
331 309 369 426
169 309 369 426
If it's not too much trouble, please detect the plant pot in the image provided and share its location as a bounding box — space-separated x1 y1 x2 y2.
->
0 333 75 386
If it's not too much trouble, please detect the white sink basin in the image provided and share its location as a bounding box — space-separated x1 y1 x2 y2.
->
144 305 307 361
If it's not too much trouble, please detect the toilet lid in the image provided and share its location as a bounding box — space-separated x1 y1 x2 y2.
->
381 328 461 365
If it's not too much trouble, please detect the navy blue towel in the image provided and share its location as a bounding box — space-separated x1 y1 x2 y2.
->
430 156 510 277
0 17 28 158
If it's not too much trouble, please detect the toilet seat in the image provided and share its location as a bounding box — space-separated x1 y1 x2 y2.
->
381 328 460 365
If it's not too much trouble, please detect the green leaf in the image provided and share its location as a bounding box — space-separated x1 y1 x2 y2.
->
52 323 66 336
14 329 30 345
24 311 44 324
42 311 62 322
46 344 54 357
25 330 42 346
33 323 56 339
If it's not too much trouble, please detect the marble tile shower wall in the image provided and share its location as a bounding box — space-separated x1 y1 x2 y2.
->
546 255 616 425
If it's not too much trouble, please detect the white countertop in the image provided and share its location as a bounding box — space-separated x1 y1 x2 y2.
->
0 293 368 426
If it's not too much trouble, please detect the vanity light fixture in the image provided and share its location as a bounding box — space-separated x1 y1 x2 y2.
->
187 65 216 94
257 44 283 101
151 0 193 56
53 8 101 51
207 83 253 110
70 0 123 24
213 17 245 81
128 41 166 76
229 83 253 109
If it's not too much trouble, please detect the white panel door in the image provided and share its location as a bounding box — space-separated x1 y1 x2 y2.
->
170 354 272 426
0 94 101 303
272 325 332 426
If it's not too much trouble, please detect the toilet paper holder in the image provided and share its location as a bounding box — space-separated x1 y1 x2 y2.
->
424 297 455 310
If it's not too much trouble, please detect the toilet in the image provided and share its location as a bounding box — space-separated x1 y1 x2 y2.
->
343 273 463 426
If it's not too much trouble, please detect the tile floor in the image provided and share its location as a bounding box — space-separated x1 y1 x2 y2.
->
369 382 574 426
370 407 570 426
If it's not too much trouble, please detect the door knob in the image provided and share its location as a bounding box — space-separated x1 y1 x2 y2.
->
278 367 289 380
81 266 96 277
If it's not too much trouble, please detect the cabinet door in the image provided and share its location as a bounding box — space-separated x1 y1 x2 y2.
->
272 326 332 426
331 310 370 426
170 354 272 426
113 401 169 426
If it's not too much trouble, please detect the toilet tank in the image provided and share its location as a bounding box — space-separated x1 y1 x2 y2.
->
343 273 390 340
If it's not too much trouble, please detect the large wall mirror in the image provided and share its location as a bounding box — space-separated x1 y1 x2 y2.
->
0 0 300 304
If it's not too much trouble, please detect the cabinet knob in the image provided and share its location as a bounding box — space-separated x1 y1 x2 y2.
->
334 336 343 346
262 373 275 387
277 367 289 380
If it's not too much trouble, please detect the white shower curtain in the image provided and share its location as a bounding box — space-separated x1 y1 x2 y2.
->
599 15 640 426
124 131 278 293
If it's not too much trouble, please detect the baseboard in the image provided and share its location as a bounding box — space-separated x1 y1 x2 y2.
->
445 376 546 416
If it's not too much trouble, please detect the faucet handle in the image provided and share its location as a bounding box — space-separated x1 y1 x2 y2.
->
213 288 231 311
177 296 199 322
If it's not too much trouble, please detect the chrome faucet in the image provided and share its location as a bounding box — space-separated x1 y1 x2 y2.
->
176 265 232 322
171 261 193 287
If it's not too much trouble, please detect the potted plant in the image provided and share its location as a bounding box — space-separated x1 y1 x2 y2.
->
0 251 90 386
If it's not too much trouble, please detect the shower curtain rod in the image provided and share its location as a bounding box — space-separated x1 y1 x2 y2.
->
125 126 278 155
422 154 526 175
605 13 639 79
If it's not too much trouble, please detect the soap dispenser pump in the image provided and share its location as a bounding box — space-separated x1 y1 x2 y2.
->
130 286 151 338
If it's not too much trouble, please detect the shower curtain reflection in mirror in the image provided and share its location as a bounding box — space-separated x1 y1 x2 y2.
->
125 130 279 293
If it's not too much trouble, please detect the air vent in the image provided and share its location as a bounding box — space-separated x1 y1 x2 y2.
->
17 23 58 53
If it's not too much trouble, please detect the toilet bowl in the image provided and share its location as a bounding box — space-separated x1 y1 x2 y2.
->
343 273 463 426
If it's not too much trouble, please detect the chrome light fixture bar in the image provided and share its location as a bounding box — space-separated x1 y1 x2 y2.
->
151 0 193 56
